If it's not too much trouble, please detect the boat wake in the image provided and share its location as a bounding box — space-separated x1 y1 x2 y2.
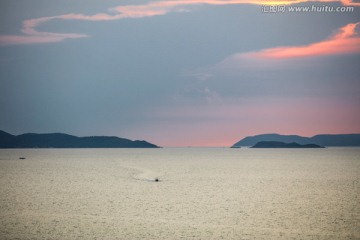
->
131 167 161 182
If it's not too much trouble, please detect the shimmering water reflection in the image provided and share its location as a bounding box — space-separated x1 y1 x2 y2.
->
0 148 359 239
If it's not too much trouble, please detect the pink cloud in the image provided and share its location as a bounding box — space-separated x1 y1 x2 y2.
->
0 1 179 46
242 22 360 59
1 0 359 46
0 16 87 46
341 0 360 6
0 34 87 45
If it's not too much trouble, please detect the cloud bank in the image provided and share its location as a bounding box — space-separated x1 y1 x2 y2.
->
1 0 359 45
240 22 360 59
213 21 360 70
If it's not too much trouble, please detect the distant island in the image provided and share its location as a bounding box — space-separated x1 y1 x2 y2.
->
0 130 159 148
251 141 324 148
232 133 360 147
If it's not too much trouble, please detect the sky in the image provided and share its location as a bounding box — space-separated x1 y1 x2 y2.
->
0 0 359 147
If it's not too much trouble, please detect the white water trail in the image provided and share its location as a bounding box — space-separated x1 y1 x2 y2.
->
131 166 162 182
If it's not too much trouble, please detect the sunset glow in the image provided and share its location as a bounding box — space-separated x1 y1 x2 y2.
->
0 0 359 146
242 22 360 59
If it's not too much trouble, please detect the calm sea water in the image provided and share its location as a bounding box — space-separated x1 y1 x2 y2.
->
0 148 359 239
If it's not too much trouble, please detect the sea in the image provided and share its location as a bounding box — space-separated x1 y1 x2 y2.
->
0 148 359 239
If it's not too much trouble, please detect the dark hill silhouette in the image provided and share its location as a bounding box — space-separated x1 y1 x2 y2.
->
310 134 360 147
234 134 310 146
0 130 159 148
0 130 16 148
232 133 360 147
251 141 324 148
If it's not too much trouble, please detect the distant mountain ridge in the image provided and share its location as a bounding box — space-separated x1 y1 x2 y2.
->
232 133 360 147
251 141 324 148
0 130 159 148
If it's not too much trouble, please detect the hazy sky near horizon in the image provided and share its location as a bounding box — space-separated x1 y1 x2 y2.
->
0 0 360 146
